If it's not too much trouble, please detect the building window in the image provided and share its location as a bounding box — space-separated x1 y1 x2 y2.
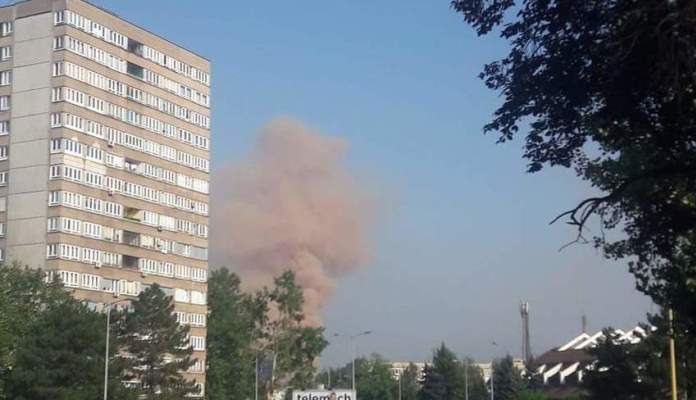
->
0 146 8 160
0 171 7 186
0 71 10 86
189 336 206 351
54 10 65 25
0 46 11 61
0 96 10 111
0 22 12 37
0 223 5 237
53 36 64 50
0 121 9 135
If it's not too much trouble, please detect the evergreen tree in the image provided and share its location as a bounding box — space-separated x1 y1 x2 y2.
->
120 283 198 399
4 299 135 400
419 344 471 400
491 356 527 400
418 364 446 400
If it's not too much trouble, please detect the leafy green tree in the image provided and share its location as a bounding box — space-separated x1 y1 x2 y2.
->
206 269 328 399
120 283 198 399
451 0 696 331
260 271 328 393
3 299 135 400
491 355 527 400
355 355 397 400
0 263 67 375
400 363 421 400
206 268 264 400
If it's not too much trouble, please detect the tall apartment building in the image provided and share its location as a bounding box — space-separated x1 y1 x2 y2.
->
0 0 211 395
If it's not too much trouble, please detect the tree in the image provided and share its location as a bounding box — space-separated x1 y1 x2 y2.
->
491 355 527 400
400 363 422 400
3 299 135 400
451 0 696 330
583 313 696 399
260 271 328 394
120 284 198 399
206 269 328 399
355 355 398 400
419 364 446 400
419 344 477 400
206 268 263 400
0 263 67 376
461 357 487 400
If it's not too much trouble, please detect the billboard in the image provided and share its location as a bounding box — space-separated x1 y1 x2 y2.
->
292 390 356 400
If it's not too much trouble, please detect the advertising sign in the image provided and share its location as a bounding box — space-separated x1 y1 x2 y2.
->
292 390 356 400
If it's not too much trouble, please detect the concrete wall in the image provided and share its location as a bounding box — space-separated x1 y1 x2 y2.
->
6 11 52 268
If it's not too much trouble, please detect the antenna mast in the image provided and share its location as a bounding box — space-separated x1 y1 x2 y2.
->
520 302 532 365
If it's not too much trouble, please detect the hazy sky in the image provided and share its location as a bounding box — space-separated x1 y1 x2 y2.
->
87 0 653 366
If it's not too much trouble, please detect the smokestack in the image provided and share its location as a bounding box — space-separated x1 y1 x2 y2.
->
210 118 376 324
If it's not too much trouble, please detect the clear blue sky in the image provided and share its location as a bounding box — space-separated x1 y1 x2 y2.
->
89 0 652 366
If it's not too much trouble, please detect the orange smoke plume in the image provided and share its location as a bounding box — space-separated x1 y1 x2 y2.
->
211 118 374 324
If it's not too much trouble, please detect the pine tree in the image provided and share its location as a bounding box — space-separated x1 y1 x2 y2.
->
120 283 198 399
4 299 135 400
491 356 527 400
418 364 445 400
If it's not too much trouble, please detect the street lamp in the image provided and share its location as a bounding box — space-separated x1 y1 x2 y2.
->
103 298 131 400
333 331 372 393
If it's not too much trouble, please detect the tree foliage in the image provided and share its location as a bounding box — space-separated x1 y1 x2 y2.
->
206 268 328 400
4 299 134 400
120 283 198 399
584 313 696 399
0 263 134 400
206 268 263 400
491 355 527 400
452 0 696 330
400 363 422 400
419 344 487 400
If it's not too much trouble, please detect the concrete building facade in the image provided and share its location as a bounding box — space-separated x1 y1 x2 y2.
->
0 0 211 395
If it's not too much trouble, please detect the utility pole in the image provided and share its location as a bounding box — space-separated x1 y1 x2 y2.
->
255 353 259 400
669 309 678 400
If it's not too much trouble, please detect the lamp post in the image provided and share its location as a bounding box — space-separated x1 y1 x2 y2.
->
103 298 131 400
333 331 372 394
351 331 372 394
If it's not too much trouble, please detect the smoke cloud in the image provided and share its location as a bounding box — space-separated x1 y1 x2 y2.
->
211 118 375 324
